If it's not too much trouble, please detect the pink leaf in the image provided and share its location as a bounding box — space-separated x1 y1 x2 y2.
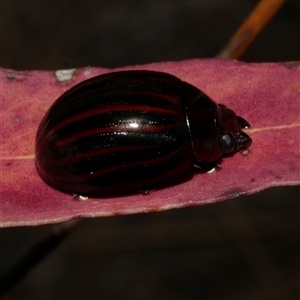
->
1 59 299 227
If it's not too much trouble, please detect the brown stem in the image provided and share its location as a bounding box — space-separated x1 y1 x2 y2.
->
217 0 287 59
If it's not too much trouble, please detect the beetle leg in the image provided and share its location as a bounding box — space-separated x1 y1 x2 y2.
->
73 194 89 201
206 165 221 173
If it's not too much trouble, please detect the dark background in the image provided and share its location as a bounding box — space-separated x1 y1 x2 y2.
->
1 0 299 299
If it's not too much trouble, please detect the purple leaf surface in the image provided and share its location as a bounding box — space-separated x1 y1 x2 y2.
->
1 59 299 227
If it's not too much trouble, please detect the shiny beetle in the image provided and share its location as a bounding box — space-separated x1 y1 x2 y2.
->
35 70 252 197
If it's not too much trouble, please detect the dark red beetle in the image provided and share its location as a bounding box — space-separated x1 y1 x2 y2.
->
35 70 252 197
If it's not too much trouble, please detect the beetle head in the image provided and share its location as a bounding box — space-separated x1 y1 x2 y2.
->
218 104 252 155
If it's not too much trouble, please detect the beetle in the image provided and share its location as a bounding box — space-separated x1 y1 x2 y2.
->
35 70 252 197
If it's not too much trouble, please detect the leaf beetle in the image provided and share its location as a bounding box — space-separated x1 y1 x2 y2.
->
35 70 252 197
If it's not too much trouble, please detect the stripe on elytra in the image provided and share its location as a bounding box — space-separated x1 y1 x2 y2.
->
65 72 181 99
41 145 185 181
79 144 186 179
50 89 183 124
50 124 176 150
49 103 182 133
43 144 157 165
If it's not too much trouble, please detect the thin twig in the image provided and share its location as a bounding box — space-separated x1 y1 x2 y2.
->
0 219 82 296
217 0 287 59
